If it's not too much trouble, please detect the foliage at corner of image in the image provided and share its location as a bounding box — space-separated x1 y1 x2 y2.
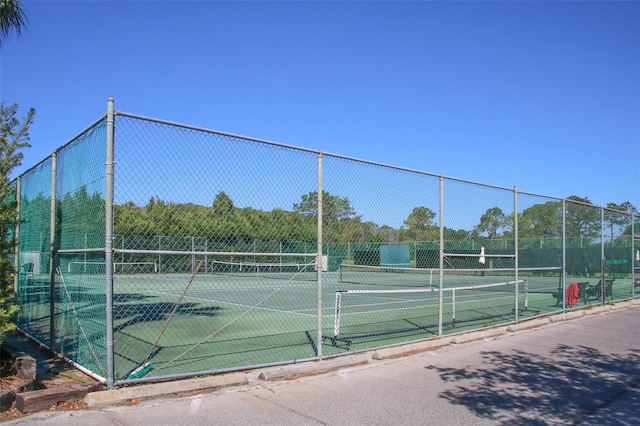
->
0 102 34 345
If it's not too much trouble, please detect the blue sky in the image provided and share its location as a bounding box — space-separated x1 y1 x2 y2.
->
1 0 639 212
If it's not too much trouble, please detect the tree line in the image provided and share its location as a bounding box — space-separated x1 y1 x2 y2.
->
107 190 637 246
16 186 637 249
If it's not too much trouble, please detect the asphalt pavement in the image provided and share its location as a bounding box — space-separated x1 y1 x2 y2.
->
4 300 640 425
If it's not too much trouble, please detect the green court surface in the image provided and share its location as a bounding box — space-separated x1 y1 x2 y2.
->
42 268 638 382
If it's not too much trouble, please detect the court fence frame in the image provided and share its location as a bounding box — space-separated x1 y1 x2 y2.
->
11 98 640 389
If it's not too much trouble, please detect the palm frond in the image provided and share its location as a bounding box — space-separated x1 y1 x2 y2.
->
0 0 28 48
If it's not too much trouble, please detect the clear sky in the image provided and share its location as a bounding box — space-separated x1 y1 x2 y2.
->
1 0 639 211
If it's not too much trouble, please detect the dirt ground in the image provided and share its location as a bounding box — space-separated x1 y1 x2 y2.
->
0 375 90 422
1 332 96 422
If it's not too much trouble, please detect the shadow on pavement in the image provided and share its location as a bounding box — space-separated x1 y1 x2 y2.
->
426 344 640 425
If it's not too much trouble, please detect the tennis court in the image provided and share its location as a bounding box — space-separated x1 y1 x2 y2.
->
21 251 638 384
43 260 563 380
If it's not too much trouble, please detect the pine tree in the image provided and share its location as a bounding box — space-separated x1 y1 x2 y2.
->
0 102 34 344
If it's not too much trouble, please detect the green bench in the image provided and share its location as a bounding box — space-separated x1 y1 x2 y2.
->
582 278 614 303
553 279 613 306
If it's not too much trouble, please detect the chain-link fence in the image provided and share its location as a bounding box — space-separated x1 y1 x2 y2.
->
12 99 640 388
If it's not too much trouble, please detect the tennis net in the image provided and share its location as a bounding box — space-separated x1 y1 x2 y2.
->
327 279 528 346
67 261 158 275
339 264 437 287
211 260 317 281
339 263 550 291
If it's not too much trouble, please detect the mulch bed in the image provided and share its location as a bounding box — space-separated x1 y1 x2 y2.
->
1 332 97 421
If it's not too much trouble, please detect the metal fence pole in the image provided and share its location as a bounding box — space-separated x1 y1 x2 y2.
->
105 98 116 388
438 176 444 337
514 187 519 322
316 152 323 360
49 152 57 349
601 207 606 304
13 176 21 292
562 200 566 311
632 215 636 298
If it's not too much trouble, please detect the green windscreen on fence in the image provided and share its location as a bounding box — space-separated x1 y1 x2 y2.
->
16 120 108 378
380 245 410 268
17 158 53 348
54 121 108 377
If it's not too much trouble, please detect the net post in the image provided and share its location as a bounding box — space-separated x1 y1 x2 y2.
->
334 291 342 337
451 289 456 329
105 98 115 389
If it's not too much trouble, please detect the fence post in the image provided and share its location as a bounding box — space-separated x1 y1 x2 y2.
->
562 200 566 310
632 215 636 298
49 152 57 349
105 98 115 388
601 207 606 304
14 176 21 292
438 176 444 337
514 187 519 322
316 152 323 360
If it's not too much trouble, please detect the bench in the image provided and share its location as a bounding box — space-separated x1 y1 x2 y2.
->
552 279 615 306
583 278 614 303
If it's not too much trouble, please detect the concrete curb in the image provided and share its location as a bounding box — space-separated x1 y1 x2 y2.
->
255 354 370 381
506 316 551 332
548 310 585 322
84 372 247 408
448 326 507 344
371 338 449 360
